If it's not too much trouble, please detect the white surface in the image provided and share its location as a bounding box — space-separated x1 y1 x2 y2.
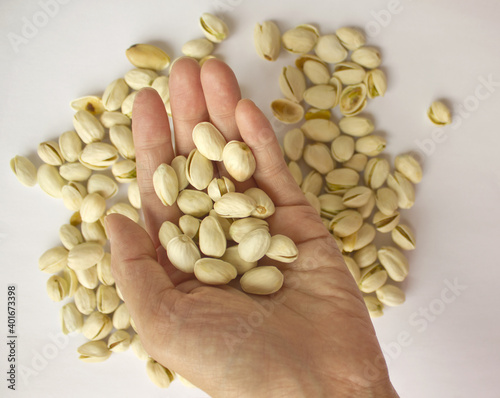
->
1 0 499 397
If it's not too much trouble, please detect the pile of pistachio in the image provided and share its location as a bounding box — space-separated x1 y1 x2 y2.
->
9 12 240 390
253 22 423 318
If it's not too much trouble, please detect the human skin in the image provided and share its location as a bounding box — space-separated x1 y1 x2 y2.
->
105 57 399 398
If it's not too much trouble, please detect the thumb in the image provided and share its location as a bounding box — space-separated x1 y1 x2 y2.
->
105 214 181 342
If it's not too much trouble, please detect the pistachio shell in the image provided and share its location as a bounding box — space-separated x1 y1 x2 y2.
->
79 142 119 170
375 187 399 216
329 209 363 238
302 57 330 85
394 154 422 184
318 194 346 218
171 155 189 190
343 153 368 172
74 285 96 315
364 158 390 189
73 110 105 144
373 211 400 233
315 34 348 63
82 311 113 340
353 243 378 268
220 246 258 274
199 216 227 257
303 84 339 109
151 75 170 103
391 224 416 251
131 334 149 361
376 284 406 306
355 135 386 157
75 268 99 295
59 131 82 162
386 172 415 209
113 303 131 330
342 186 373 208
238 228 272 262
282 24 319 54
97 253 114 286
146 358 175 388
301 119 340 142
279 66 307 102
121 91 138 118
194 258 237 285
60 303 83 334
270 98 304 124
229 217 269 243
59 224 83 250
266 234 298 263
351 46 382 69
153 163 179 206
46 275 69 302
427 101 452 125
331 135 355 163
335 27 366 51
343 256 361 282
99 111 131 128
342 223 376 252
240 266 284 295
254 21 281 61
358 263 388 293
128 180 141 209
288 161 303 185
38 164 66 198
110 125 135 160
38 141 64 165
301 170 323 196
102 78 129 112
125 43 170 70
167 235 201 273
200 13 229 43
377 246 409 282
10 155 37 187
124 68 158 90
339 84 367 116
61 182 87 211
159 221 182 249
79 193 106 223
305 192 321 215
365 69 387 98
222 141 256 182
333 62 366 85
303 143 335 174
59 162 92 182
245 187 276 219
338 116 374 137
70 96 105 115
96 285 120 314
325 168 359 193
106 202 139 223
207 177 236 202
177 190 213 218
192 122 227 161
214 192 256 219
364 296 384 318
181 38 214 59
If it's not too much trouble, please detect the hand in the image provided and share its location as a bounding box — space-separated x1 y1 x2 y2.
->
105 57 398 398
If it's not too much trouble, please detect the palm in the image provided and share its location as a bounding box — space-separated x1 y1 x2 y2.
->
107 58 394 397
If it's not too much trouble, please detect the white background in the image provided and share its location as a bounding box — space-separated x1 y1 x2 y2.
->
1 0 499 397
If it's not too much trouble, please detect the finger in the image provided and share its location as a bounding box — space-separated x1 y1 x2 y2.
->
132 88 178 246
169 57 209 156
105 214 182 339
235 99 309 207
200 59 256 191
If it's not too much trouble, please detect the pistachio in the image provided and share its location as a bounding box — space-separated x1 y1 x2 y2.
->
245 187 276 219
111 160 137 184
97 253 114 286
186 149 214 190
386 172 415 209
70 96 104 114
373 211 400 233
79 193 106 223
59 162 92 182
113 303 131 331
302 57 330 85
151 75 170 103
377 246 409 282
365 69 387 98
102 78 129 111
304 108 332 120
108 330 131 353
301 170 323 196
146 358 175 388
128 180 141 209
121 91 138 118
339 83 367 116
131 334 149 361
200 13 229 43
182 38 214 59
69 211 82 226
59 224 83 250
375 187 398 216
343 153 368 172
358 193 376 219
78 340 111 363
331 135 355 162
124 68 158 90
305 192 321 215
351 46 381 69
222 140 256 182
106 202 139 223
282 24 319 54
209 210 232 240
46 275 69 302
75 266 99 289
270 98 304 124
335 27 366 51
99 111 131 128
240 266 284 295
192 122 227 161
62 267 78 297
238 228 272 262
229 217 269 243
266 234 298 263
279 66 307 103
125 43 170 70
82 311 113 341
318 194 347 218
342 223 376 252
159 221 182 249
62 182 86 211
325 168 359 193
364 158 390 189
74 285 96 315
58 131 82 162
167 235 201 273
37 164 66 198
343 256 361 282
153 163 179 206
177 190 213 218
427 101 452 125
110 125 135 160
38 141 64 166
60 302 83 334
333 235 344 252
207 177 236 202
10 155 37 187
81 221 106 245
301 119 340 142
68 242 105 271
329 209 363 238
73 110 105 144
288 161 303 185
303 84 339 109
220 246 258 274
333 62 366 85
194 258 237 285
39 246 68 274
199 216 227 257
254 21 281 61
179 215 201 239
214 192 256 219
315 34 348 63
171 155 189 190
376 284 406 306
303 143 335 174
364 296 384 318
353 243 378 268
394 154 422 184
355 135 386 157
391 224 416 251
342 186 373 208
87 174 118 199
338 116 374 137
358 263 388 293
79 142 119 170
